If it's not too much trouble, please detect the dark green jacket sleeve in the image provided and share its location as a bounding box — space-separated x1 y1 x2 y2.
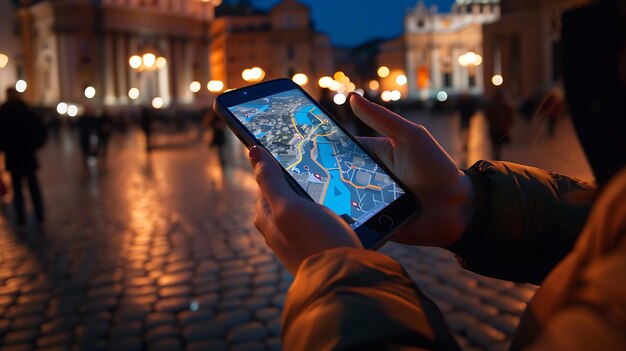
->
447 160 596 285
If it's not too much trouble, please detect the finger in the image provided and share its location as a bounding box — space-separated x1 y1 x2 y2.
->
349 93 421 142
249 146 297 208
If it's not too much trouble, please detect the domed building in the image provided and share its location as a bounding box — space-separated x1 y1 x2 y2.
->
395 0 500 99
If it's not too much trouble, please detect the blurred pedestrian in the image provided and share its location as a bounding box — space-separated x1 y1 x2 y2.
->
97 110 114 166
484 90 516 160
141 106 153 153
0 88 47 225
455 92 478 151
77 106 98 169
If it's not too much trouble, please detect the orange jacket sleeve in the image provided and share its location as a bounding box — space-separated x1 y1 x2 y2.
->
282 248 461 351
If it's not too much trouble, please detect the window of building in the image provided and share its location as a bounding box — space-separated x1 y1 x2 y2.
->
417 19 424 28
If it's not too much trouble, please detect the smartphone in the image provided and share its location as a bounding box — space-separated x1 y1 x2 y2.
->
214 78 420 249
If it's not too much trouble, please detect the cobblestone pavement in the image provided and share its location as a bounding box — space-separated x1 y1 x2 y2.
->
0 113 591 351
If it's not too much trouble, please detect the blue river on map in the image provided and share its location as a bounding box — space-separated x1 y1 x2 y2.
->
291 104 352 216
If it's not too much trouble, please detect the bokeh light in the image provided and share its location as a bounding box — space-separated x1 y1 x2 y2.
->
56 102 68 115
318 76 333 88
207 80 224 92
84 86 96 99
395 74 407 86
333 93 347 105
437 91 448 102
369 80 380 91
189 81 201 93
129 55 142 69
0 53 8 69
152 97 164 109
354 88 365 96
142 53 156 68
292 73 309 86
381 90 392 102
333 71 346 81
377 66 390 78
128 88 140 100
15 80 27 93
390 90 401 101
67 105 78 117
155 57 167 69
492 74 504 86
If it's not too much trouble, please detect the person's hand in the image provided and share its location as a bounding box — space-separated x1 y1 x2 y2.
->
250 146 363 275
350 93 475 247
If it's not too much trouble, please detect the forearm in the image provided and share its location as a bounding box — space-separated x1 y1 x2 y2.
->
447 161 596 285
282 248 460 351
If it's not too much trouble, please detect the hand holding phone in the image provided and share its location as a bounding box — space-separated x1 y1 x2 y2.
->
215 79 420 249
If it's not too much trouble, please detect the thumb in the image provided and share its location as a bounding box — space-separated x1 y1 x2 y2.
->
249 146 297 208
349 93 421 142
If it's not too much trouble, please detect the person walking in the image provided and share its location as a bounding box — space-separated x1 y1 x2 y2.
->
97 110 114 166
0 88 46 225
140 106 153 153
484 90 516 160
455 92 478 151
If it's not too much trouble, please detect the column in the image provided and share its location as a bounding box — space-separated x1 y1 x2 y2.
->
406 43 418 99
103 33 116 105
452 46 463 93
115 33 128 104
430 46 441 92
178 38 193 104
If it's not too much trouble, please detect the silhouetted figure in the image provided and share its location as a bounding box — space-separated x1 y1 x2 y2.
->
97 111 114 166
455 93 478 151
77 107 98 169
0 88 46 225
204 110 227 165
484 90 516 160
141 107 153 152
538 86 566 137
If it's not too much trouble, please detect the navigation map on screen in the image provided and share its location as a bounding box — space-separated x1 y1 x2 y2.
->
228 89 404 228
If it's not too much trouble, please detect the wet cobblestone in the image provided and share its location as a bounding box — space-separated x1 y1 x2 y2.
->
0 129 543 350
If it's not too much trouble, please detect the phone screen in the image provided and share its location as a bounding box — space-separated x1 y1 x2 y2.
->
228 89 405 229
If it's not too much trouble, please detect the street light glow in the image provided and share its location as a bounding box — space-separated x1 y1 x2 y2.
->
142 53 156 68
242 67 265 82
292 73 309 86
333 93 347 105
56 102 68 115
377 66 390 78
458 52 483 67
152 97 164 109
328 80 342 92
395 74 407 86
155 57 167 69
333 71 346 81
390 90 401 101
189 81 201 93
0 53 8 69
207 80 224 92
15 80 27 93
354 88 365 96
129 55 142 69
128 88 140 100
84 86 96 99
369 80 380 91
381 90 392 102
67 105 78 117
318 76 333 88
437 91 448 102
492 74 504 86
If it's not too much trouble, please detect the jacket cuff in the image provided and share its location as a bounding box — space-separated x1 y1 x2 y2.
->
446 161 492 265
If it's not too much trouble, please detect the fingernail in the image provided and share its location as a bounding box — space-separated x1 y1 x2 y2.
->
249 145 262 165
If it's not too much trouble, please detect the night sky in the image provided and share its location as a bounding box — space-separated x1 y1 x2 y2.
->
252 0 456 47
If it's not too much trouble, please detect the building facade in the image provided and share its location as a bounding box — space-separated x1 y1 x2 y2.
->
209 0 334 97
482 0 591 99
0 1 22 102
16 0 221 109
401 0 500 100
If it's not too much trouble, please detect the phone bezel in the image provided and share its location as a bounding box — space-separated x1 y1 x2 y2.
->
214 78 420 249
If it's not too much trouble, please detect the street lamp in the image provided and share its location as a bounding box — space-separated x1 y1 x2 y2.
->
242 67 265 83
377 66 390 78
292 73 308 86
128 88 140 100
84 86 96 99
0 53 8 69
458 52 482 68
207 80 224 92
189 81 201 93
15 80 27 93
129 53 166 72
492 74 503 86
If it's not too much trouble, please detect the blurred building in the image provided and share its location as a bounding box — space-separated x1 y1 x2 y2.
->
393 0 500 100
209 0 334 96
0 1 22 102
15 0 221 109
482 0 591 100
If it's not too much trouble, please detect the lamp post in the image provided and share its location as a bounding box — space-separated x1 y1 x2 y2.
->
458 51 483 91
129 52 167 106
